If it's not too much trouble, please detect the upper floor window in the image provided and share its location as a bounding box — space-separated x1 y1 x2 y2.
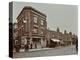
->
33 16 38 23
33 25 38 27
41 20 44 25
23 18 27 23
41 27 44 29
33 28 38 33
40 31 43 35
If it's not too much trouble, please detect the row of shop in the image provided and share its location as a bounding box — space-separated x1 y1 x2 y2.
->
13 33 77 53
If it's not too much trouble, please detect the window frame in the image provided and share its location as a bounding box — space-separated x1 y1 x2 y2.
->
33 28 38 33
33 15 38 23
41 20 44 25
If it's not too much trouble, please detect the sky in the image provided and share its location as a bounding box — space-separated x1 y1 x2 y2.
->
13 1 78 35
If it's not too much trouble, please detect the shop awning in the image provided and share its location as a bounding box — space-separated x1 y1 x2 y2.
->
51 39 64 44
51 39 60 42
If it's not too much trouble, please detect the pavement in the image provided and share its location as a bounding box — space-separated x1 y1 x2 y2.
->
13 45 78 58
29 48 53 51
28 46 63 52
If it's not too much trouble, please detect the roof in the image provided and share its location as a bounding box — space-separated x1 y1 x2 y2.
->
17 6 46 19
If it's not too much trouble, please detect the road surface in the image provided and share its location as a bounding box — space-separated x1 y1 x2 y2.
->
13 45 78 58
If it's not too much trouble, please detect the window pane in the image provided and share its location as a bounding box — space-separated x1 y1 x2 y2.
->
34 16 37 23
33 28 38 33
41 20 44 25
40 31 43 34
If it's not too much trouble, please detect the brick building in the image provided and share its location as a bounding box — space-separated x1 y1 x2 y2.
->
47 28 64 47
47 28 78 47
63 31 78 46
16 6 47 51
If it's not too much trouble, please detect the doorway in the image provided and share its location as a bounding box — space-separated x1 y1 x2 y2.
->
32 38 41 49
